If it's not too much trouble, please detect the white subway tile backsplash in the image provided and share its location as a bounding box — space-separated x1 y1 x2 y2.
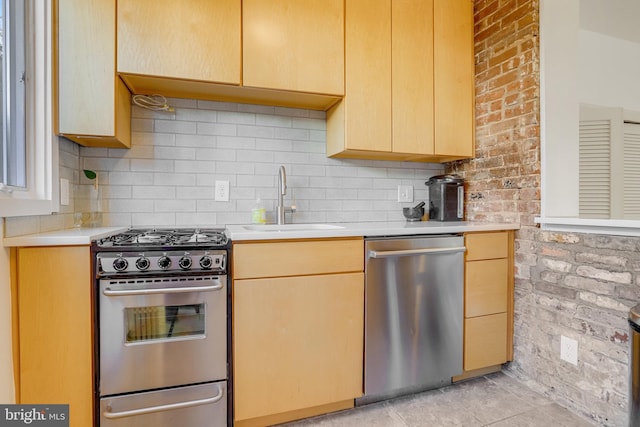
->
131 118 154 132
174 160 215 174
154 146 196 161
237 103 274 114
155 119 197 134
132 132 176 147
130 159 174 173
175 108 217 123
292 117 325 130
194 148 236 161
131 213 176 227
197 122 237 136
108 199 154 213
109 172 154 186
154 173 196 186
217 110 257 125
256 114 292 127
154 199 196 212
132 186 176 200
175 134 216 148
237 125 275 139
216 136 255 150
3 100 445 233
274 127 309 141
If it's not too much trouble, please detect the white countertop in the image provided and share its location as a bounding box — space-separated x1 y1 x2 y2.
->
2 221 520 247
2 226 128 247
225 221 520 241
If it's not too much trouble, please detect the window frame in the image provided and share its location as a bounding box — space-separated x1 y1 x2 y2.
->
0 0 58 217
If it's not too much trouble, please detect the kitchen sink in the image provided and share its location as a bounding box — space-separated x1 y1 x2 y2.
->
242 224 345 232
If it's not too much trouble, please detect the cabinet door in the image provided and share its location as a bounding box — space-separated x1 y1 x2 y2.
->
464 313 508 371
328 0 391 155
17 246 93 427
233 273 364 422
392 0 434 155
434 0 474 157
243 0 344 96
117 0 240 85
57 0 130 148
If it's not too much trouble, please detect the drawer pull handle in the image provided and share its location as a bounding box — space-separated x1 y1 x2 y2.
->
103 384 224 419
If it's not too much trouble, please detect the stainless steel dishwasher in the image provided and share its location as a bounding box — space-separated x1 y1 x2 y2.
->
357 234 465 406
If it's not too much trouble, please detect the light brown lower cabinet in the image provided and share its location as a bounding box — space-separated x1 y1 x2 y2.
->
458 231 514 377
232 238 364 426
12 246 94 427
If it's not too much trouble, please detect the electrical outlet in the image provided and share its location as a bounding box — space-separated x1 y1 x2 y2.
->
214 180 230 202
397 185 414 202
560 335 578 365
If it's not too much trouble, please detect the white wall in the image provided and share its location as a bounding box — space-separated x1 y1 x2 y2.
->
578 30 640 111
0 224 15 403
540 0 580 217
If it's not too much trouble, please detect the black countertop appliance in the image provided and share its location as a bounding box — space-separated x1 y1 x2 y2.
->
425 174 464 221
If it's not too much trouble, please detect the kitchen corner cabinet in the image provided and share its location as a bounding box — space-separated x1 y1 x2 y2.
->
57 0 131 148
232 238 364 426
327 0 474 163
13 246 93 427
461 231 514 374
243 0 344 96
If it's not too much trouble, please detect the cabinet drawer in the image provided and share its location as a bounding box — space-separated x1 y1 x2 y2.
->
233 238 364 279
464 313 508 371
465 258 508 317
465 232 509 261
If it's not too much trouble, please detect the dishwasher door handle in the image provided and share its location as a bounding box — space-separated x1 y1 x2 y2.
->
369 246 466 259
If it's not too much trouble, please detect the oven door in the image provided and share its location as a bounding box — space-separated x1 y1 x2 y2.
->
99 275 227 396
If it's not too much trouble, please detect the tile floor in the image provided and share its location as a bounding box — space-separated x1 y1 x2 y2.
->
279 372 595 427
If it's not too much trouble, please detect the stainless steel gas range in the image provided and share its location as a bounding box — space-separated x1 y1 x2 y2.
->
92 228 231 427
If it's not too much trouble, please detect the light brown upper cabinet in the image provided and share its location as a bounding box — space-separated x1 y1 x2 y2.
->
243 0 344 97
116 0 341 110
327 0 475 163
117 0 241 92
57 0 131 148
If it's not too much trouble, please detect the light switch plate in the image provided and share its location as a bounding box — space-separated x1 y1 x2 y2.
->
397 185 414 202
214 180 230 202
60 178 70 206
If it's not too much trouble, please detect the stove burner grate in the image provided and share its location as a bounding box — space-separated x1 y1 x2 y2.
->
96 228 228 248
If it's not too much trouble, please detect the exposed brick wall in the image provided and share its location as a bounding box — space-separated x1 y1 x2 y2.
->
447 1 631 425
449 0 540 226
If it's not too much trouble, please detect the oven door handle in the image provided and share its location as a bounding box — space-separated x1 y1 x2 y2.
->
103 383 224 419
103 280 224 296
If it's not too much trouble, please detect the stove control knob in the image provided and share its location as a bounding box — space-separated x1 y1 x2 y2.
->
113 257 128 272
135 257 150 271
199 255 213 269
179 256 192 270
158 255 172 270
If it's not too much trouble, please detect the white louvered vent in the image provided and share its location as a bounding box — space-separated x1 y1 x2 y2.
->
624 123 640 219
579 119 611 218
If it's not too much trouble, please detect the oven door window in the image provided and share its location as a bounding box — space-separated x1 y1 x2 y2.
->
124 304 205 343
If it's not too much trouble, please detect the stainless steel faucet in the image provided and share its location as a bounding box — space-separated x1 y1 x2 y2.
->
276 165 295 224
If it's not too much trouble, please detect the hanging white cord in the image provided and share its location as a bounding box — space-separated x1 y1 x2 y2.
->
132 94 175 112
